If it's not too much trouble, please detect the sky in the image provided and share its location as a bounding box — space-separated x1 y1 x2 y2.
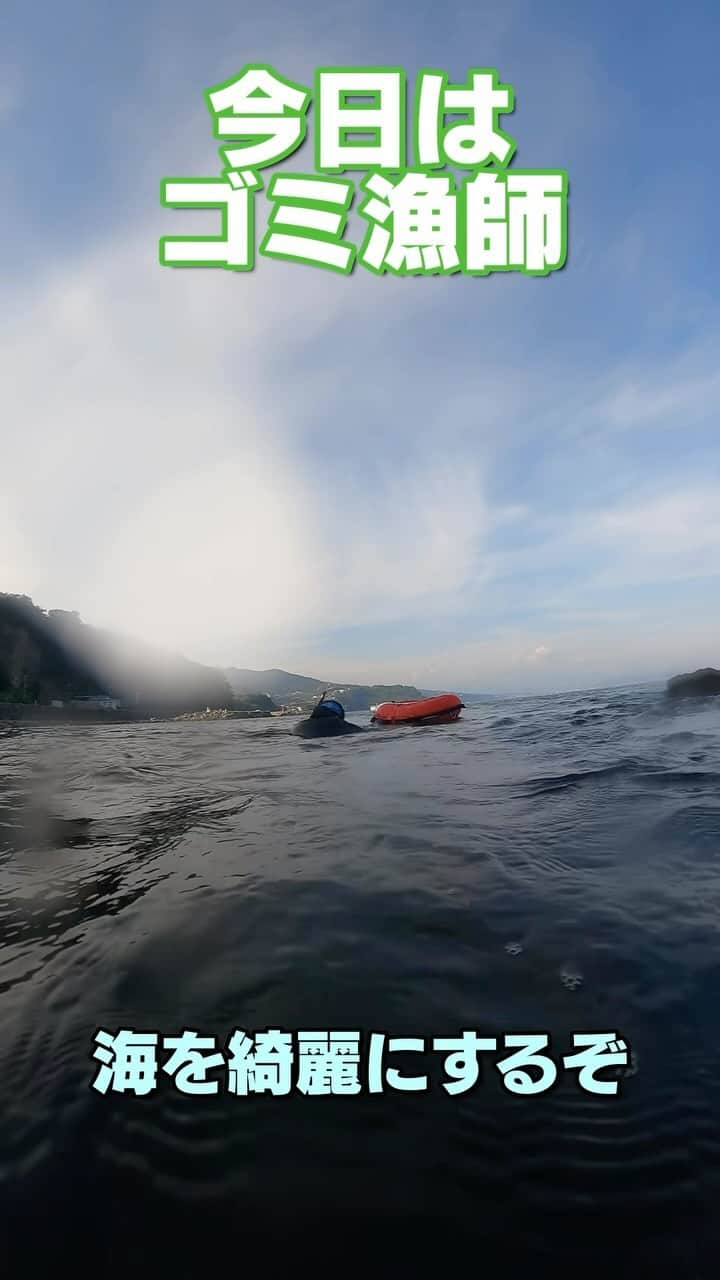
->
1 0 719 694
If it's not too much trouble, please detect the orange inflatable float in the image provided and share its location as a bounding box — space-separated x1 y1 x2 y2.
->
371 692 464 726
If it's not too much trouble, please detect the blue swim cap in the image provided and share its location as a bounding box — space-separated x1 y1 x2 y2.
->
318 699 345 718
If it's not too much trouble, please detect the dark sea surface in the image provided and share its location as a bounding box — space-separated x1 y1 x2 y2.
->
2 683 720 1276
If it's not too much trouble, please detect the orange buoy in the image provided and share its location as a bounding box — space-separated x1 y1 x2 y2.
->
371 692 464 726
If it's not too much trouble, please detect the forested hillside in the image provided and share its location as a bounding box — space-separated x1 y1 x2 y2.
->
0 594 234 714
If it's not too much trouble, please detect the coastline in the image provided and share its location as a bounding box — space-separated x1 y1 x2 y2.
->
0 702 157 724
0 703 278 725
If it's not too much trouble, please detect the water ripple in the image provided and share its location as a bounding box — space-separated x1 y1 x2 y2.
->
2 685 720 1269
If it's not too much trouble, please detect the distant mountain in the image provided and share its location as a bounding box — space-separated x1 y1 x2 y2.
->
224 667 326 699
334 685 424 712
0 593 237 715
224 666 423 712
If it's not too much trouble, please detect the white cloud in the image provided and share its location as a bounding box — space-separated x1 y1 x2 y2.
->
570 335 720 437
0 202 497 666
591 488 720 556
480 477 720 605
526 644 552 663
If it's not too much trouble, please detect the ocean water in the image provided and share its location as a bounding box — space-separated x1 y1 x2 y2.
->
2 684 720 1275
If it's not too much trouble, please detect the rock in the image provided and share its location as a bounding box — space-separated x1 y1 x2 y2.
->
666 667 720 698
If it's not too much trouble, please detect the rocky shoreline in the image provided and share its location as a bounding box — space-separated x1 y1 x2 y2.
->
173 708 273 721
0 702 154 724
0 702 278 724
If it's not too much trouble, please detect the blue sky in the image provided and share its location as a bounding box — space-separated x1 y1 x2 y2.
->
1 0 719 693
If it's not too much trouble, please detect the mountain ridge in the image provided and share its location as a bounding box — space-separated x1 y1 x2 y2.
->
224 667 497 707
224 666 425 712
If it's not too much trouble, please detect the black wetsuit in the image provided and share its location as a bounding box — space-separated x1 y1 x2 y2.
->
293 703 364 738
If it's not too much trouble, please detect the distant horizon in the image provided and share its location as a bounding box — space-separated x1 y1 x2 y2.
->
217 657 677 702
